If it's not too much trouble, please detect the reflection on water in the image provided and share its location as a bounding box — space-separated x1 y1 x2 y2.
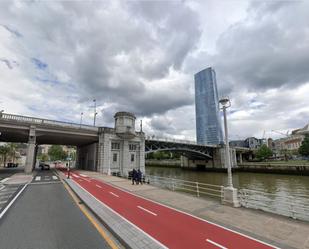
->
145 166 309 198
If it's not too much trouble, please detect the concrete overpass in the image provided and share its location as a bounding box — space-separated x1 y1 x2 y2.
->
0 113 248 173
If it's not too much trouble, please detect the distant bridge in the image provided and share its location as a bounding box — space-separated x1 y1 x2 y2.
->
145 138 217 159
0 113 250 173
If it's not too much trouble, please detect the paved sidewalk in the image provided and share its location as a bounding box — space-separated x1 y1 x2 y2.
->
3 173 34 185
76 170 309 249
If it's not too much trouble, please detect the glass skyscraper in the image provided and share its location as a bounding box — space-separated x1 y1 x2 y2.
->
194 67 223 145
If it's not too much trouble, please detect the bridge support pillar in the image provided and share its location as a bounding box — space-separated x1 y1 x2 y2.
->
25 126 36 174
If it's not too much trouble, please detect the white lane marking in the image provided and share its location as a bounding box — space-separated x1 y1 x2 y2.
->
101 181 280 249
206 239 228 249
35 176 41 181
137 206 158 216
0 178 10 183
82 178 91 182
52 176 58 180
0 184 28 219
79 174 88 177
73 183 168 249
72 174 80 178
96 184 102 189
109 192 119 197
0 186 5 191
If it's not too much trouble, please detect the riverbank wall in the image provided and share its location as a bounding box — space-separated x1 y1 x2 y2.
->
145 159 180 167
237 162 309 175
146 160 309 175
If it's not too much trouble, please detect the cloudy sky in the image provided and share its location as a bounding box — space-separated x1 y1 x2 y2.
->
0 0 308 141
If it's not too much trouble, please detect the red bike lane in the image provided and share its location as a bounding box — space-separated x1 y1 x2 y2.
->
63 170 279 249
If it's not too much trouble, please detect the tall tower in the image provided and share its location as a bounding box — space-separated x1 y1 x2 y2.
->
194 67 223 145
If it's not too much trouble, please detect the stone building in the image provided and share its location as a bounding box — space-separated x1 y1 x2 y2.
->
76 112 145 177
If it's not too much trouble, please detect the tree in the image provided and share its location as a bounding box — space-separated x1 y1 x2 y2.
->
256 144 273 161
38 153 49 162
8 143 17 163
299 135 309 158
48 145 67 161
0 144 10 167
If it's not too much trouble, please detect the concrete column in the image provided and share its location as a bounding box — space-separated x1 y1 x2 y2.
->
121 140 129 177
239 152 243 164
25 126 36 174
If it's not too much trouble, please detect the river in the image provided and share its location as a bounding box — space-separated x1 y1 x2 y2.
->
145 165 309 199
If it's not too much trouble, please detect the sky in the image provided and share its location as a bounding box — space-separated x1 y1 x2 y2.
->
0 0 308 141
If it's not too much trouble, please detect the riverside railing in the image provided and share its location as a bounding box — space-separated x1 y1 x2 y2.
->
146 175 223 200
0 113 98 131
238 188 309 222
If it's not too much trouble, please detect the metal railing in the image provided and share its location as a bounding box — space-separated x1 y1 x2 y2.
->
238 188 309 222
146 175 223 200
0 113 98 131
146 137 219 148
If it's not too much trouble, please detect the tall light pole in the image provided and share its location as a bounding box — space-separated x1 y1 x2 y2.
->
219 97 233 188
93 99 98 126
80 112 83 127
219 97 240 207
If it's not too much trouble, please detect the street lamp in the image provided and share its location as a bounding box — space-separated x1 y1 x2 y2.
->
219 97 240 207
80 112 83 127
219 97 233 188
93 99 98 126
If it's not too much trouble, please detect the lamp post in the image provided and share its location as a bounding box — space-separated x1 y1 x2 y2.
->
80 112 83 128
219 97 233 188
93 99 98 126
219 97 240 207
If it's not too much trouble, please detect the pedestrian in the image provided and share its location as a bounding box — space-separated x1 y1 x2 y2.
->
132 168 137 185
137 169 143 185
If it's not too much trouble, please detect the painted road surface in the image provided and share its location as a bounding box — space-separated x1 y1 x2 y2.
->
64 170 279 249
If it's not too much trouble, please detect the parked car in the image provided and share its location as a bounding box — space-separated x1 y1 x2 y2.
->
6 163 18 168
39 162 50 170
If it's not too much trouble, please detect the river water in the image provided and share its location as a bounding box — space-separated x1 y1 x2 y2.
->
145 165 309 221
145 166 309 197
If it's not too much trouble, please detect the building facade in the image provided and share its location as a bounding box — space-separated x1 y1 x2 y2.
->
76 112 145 177
194 67 223 145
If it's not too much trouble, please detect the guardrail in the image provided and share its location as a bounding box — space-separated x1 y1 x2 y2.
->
238 188 309 222
0 113 98 131
146 175 223 200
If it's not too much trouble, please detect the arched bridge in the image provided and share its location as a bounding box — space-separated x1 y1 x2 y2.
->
145 138 218 159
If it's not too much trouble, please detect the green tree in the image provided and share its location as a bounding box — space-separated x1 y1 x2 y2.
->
48 145 67 161
8 143 17 163
0 144 10 167
256 144 273 161
299 135 309 158
38 153 49 162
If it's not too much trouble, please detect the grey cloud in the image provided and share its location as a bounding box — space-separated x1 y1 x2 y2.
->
186 1 309 96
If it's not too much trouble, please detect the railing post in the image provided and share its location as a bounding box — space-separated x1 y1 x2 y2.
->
172 180 175 191
196 182 199 197
290 202 296 219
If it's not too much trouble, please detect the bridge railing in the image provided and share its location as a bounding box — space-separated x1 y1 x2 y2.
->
0 113 98 131
146 136 219 147
146 174 223 200
238 188 309 222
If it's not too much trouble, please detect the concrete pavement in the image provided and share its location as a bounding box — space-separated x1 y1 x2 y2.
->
72 169 309 249
0 169 112 249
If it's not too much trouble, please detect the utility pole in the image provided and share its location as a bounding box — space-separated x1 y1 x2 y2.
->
93 99 98 126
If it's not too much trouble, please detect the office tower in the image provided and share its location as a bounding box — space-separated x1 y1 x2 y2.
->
195 67 223 145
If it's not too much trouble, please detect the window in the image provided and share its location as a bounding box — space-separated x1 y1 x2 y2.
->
113 153 117 162
112 142 120 150
129 144 137 151
131 154 135 162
